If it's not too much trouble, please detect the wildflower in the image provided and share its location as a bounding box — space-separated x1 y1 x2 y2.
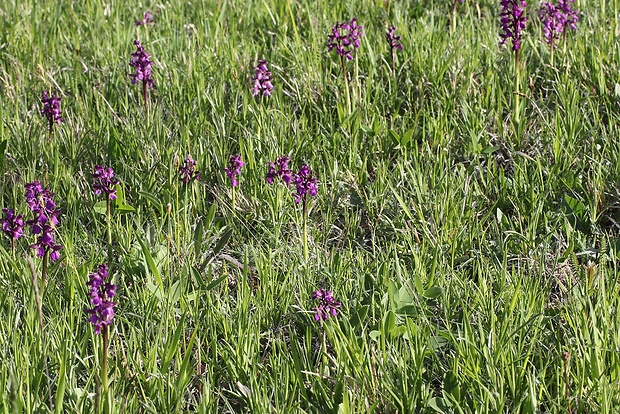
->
539 2 563 45
385 26 402 51
41 91 64 137
252 59 274 97
557 0 578 31
327 18 364 61
292 165 318 205
312 288 341 322
135 11 154 26
85 264 117 334
266 156 292 185
1 208 24 240
129 40 154 89
25 181 62 261
500 0 528 51
179 156 201 184
92 165 120 200
224 155 244 187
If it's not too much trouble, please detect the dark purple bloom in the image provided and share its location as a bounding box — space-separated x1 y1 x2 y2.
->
558 0 578 31
135 11 154 26
41 91 65 126
1 208 24 240
539 2 562 45
92 165 120 200
85 264 117 335
129 40 154 89
312 288 341 322
385 27 403 51
539 0 577 46
224 155 244 187
179 156 201 184
252 59 274 97
25 181 62 261
266 156 292 185
327 18 364 60
293 165 318 205
500 0 528 51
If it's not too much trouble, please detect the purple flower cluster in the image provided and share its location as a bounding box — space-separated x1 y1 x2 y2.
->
85 264 117 334
41 91 65 126
293 165 318 205
25 181 62 261
252 59 274 98
539 0 578 45
129 40 154 89
224 155 245 187
1 208 24 240
385 27 403 51
327 18 364 60
266 156 292 185
312 288 341 322
135 11 154 26
179 156 201 184
266 158 318 204
500 0 528 51
92 165 120 200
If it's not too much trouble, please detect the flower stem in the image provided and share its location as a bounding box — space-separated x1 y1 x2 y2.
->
513 48 521 140
106 197 112 270
341 56 351 114
102 325 111 414
143 81 149 116
41 250 48 293
302 199 308 262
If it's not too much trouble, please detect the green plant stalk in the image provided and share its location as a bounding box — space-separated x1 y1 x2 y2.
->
143 82 149 117
102 325 111 414
302 198 308 262
106 197 112 269
231 186 236 211
341 55 351 114
513 48 522 141
41 251 48 293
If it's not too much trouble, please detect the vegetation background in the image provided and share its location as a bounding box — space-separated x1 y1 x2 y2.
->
0 0 619 412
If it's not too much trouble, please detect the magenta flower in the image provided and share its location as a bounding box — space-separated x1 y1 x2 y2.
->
129 39 155 104
1 208 24 240
312 288 341 322
500 0 528 51
25 181 62 261
252 59 274 98
266 156 292 185
179 156 201 184
92 165 120 200
385 27 403 51
41 91 65 126
224 155 244 187
41 91 64 138
540 0 578 46
135 11 154 26
292 165 318 205
327 18 364 61
558 0 578 31
85 264 117 334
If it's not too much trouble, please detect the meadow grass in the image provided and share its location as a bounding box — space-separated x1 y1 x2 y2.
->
1 0 620 412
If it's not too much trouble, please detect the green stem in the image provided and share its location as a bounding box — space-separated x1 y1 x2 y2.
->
143 81 149 117
106 197 112 270
41 250 48 293
341 55 351 114
102 325 111 414
302 199 308 262
513 48 521 140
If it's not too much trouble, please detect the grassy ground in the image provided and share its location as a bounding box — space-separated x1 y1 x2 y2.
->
1 0 620 412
